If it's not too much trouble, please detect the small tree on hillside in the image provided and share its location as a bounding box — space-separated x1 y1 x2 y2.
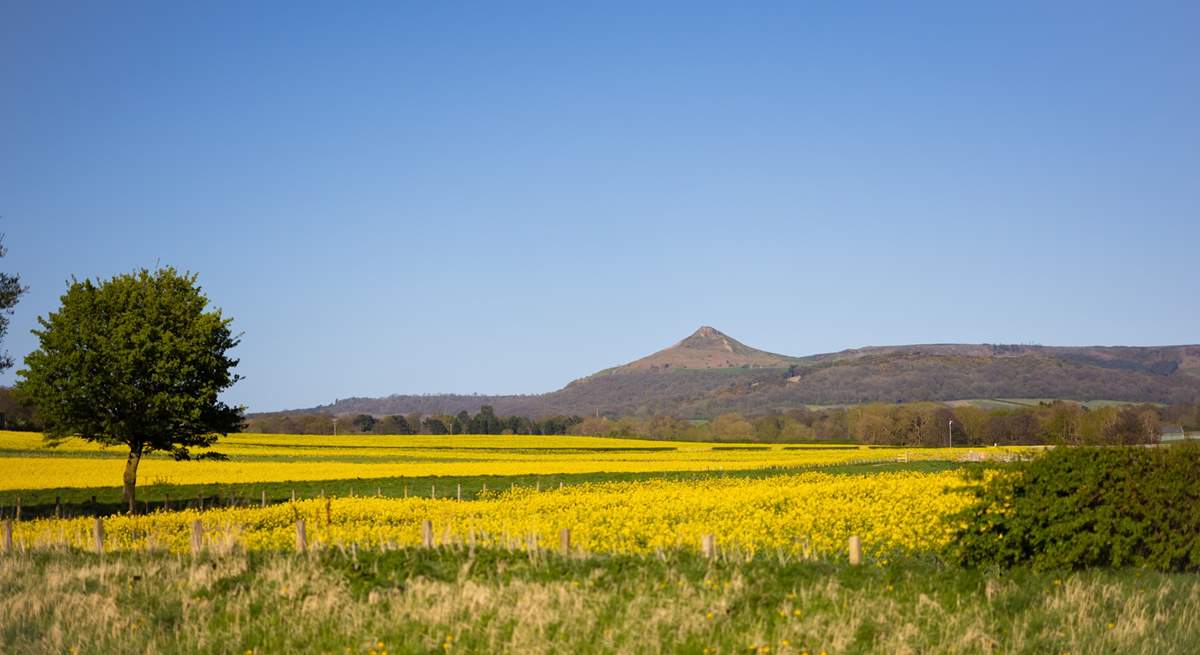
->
16 267 243 512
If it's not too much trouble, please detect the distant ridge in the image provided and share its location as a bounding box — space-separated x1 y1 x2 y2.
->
287 327 1200 418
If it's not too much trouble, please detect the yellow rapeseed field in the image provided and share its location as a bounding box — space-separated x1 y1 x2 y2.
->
0 430 1027 491
9 470 974 558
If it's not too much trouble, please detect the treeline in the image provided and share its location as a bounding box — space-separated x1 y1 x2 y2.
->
12 383 1198 446
567 401 1200 445
246 401 1200 445
246 405 584 436
0 387 40 431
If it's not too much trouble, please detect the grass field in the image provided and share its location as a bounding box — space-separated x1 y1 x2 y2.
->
3 549 1197 655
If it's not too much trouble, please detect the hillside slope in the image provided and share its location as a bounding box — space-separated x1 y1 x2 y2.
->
297 328 1200 418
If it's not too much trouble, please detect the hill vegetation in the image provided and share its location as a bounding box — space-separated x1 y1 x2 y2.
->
291 327 1200 419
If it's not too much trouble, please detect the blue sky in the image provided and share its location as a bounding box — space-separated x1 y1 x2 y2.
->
2 2 1198 412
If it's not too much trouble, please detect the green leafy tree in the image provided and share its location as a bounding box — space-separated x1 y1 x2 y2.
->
383 415 412 435
423 416 448 435
352 414 377 433
0 233 27 373
16 267 243 512
452 410 469 435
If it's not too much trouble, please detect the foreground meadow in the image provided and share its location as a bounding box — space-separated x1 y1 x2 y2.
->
3 549 1198 655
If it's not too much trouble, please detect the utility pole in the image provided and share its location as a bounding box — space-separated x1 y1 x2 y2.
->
948 419 954 449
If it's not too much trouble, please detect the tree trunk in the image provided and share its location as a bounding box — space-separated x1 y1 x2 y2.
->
123 445 143 515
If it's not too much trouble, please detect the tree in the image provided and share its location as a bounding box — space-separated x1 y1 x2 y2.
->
1040 401 1083 445
1103 405 1160 445
752 415 783 440
573 416 612 436
951 406 990 446
378 414 412 435
394 415 414 434
452 410 469 434
352 414 377 433
469 405 501 434
708 413 754 440
16 267 243 512
0 233 27 373
0 387 39 431
405 412 423 435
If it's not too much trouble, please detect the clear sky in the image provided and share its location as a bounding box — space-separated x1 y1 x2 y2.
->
2 1 1198 412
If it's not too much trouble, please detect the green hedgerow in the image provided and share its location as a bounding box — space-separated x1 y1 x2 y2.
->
946 443 1200 571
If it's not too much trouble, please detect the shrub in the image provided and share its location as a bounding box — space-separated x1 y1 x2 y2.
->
946 444 1200 571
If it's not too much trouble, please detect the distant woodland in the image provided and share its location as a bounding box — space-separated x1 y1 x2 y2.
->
5 385 1197 446
244 400 1200 447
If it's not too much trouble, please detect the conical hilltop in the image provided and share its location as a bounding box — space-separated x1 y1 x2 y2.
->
607 326 799 372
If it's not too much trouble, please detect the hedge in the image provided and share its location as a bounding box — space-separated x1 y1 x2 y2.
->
946 443 1200 571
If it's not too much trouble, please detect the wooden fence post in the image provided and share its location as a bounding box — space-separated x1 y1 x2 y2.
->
2 519 11 552
92 518 104 555
535 480 540 492
431 483 436 499
291 489 296 502
702 534 716 559
376 486 381 497
14 496 20 522
457 483 462 501
55 496 62 519
296 519 307 551
190 521 203 556
560 528 571 555
403 485 408 498
196 492 203 511
261 490 267 508
422 520 433 548
848 536 862 566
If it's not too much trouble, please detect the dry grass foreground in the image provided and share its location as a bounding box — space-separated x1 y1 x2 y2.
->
2 549 1199 654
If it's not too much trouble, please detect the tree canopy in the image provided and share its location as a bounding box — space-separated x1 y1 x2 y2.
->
16 267 243 511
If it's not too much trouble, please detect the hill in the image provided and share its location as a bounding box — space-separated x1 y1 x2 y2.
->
293 327 1200 418
599 326 800 372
